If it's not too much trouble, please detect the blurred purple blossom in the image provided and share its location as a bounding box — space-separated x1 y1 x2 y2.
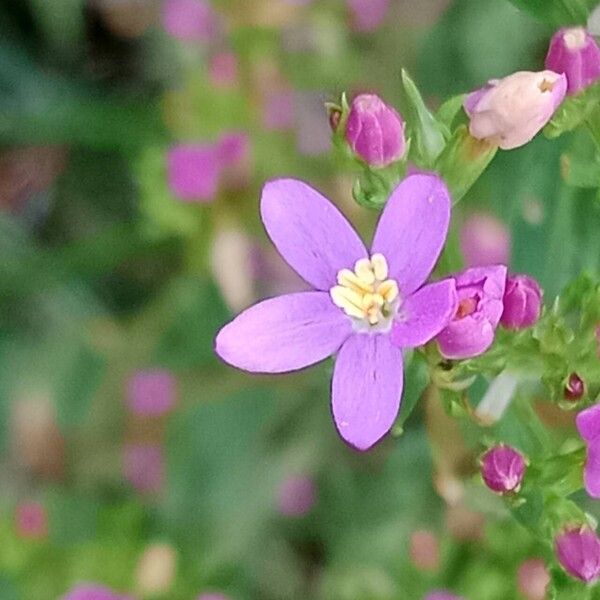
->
127 370 176 417
123 444 164 493
277 475 317 516
459 213 510 268
162 0 219 42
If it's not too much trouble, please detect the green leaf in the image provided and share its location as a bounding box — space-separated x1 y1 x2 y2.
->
153 278 230 369
544 81 600 139
507 0 594 26
54 344 106 429
400 70 446 168
396 354 429 429
434 125 498 204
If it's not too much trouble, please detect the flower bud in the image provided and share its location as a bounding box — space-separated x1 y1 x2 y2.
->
555 527 600 583
410 530 440 572
564 372 585 401
545 28 600 95
436 265 507 360
123 444 164 494
197 595 230 600
464 70 567 150
208 52 239 89
459 212 510 268
345 94 406 168
480 445 526 494
576 403 600 498
167 144 221 202
500 274 542 330
135 543 178 596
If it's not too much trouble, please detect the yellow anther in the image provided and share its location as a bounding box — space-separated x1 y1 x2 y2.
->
378 280 399 303
331 253 400 328
354 258 376 284
370 253 388 281
337 268 374 293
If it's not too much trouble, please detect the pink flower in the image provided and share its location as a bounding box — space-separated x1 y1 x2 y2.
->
345 94 406 168
437 265 507 360
15 501 48 540
459 213 510 268
162 0 219 42
545 28 600 95
576 404 600 498
123 444 164 493
127 370 177 417
464 70 567 150
347 0 389 32
215 174 457 450
276 475 317 516
517 558 550 600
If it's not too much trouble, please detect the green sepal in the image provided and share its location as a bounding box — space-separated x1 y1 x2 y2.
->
544 81 600 139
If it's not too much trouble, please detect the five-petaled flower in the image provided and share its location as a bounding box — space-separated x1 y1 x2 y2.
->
215 174 458 450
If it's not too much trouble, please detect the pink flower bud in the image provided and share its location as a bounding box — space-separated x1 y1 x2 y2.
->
564 372 585 401
459 212 510 268
436 265 507 360
127 370 177 417
576 403 600 498
15 501 48 540
500 274 542 330
480 445 526 494
555 527 600 583
464 70 567 150
545 28 600 95
345 94 406 168
276 474 317 517
409 530 440 572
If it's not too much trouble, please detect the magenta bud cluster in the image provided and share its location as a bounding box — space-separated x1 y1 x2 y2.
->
345 94 406 168
564 372 585 401
555 527 600 583
500 274 542 330
545 27 600 95
480 444 526 494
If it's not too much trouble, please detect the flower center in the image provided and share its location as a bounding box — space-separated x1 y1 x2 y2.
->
330 254 399 330
455 296 479 320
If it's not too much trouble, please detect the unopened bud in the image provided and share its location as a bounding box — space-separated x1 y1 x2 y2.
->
545 28 600 95
555 526 600 583
480 445 526 494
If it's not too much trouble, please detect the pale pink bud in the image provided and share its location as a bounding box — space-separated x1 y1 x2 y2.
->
464 70 567 150
276 474 317 517
517 558 550 600
15 501 48 540
459 213 510 268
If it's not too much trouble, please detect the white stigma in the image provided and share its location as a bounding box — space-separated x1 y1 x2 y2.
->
330 254 399 331
564 27 587 51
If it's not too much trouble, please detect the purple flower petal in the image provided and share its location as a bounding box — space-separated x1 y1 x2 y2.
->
577 403 600 443
215 292 352 373
372 175 451 296
332 334 403 450
391 279 458 348
261 179 368 290
585 439 600 499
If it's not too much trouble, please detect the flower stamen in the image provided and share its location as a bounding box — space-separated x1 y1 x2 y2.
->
330 254 399 330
